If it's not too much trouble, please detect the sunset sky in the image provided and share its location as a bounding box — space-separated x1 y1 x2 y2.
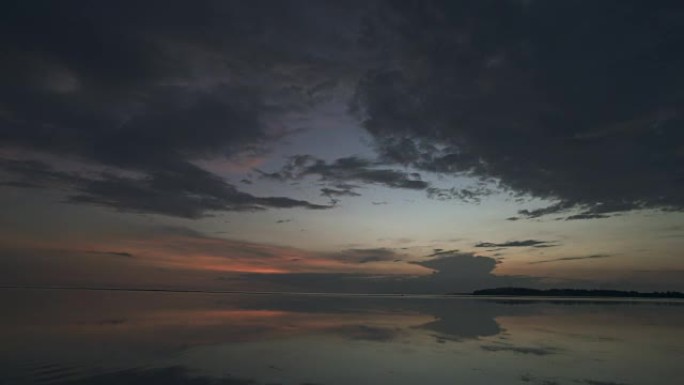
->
1 0 683 293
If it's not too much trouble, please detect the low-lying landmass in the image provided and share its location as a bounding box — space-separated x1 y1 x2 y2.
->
472 287 684 298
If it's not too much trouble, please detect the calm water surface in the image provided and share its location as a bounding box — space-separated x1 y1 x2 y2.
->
1 289 683 385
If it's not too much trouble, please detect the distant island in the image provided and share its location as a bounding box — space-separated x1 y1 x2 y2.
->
471 287 684 299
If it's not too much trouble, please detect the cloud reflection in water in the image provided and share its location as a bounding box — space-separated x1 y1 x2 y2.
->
1 289 683 385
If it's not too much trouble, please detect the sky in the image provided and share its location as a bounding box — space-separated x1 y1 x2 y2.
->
1 0 683 293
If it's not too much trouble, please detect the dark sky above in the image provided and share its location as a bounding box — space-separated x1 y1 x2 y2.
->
1 0 683 293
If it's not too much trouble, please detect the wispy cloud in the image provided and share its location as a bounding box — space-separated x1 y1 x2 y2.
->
0 158 331 218
258 155 429 196
475 240 556 248
529 254 611 265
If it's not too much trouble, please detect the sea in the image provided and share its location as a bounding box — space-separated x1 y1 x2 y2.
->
1 288 683 385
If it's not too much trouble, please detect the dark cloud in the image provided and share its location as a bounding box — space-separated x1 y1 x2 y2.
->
354 1 684 217
4 1 683 220
68 171 331 217
517 202 576 219
428 248 460 257
0 158 82 188
327 247 401 264
475 240 554 248
411 253 497 274
87 250 134 258
407 252 541 293
0 158 330 218
241 251 539 294
565 213 612 220
260 155 429 193
529 254 611 265
320 185 362 205
583 380 631 385
426 185 494 203
0 1 362 217
261 153 504 205
0 180 41 188
520 201 631 220
480 343 560 356
320 187 362 198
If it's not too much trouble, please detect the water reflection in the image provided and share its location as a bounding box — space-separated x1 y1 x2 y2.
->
1 289 683 385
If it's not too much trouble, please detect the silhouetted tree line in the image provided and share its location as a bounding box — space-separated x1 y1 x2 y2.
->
472 287 684 298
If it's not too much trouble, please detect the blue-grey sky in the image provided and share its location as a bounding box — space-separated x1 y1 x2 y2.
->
1 0 683 293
